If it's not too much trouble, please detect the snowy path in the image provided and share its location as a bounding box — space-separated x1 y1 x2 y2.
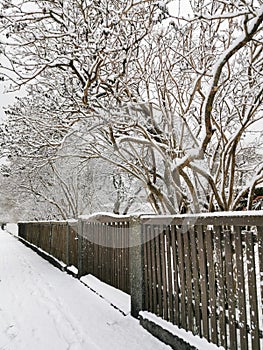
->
0 230 171 350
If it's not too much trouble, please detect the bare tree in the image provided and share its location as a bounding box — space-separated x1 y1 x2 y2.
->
0 0 262 214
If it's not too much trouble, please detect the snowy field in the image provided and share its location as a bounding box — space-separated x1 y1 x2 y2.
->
0 229 171 350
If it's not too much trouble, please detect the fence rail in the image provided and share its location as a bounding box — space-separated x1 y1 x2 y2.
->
18 211 263 350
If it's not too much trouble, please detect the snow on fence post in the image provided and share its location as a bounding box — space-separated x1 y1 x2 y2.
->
129 215 145 318
77 218 84 278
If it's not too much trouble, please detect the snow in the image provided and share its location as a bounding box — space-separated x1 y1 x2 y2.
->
140 312 225 350
5 223 18 236
80 275 130 316
142 209 263 222
79 212 131 222
67 265 79 275
0 230 171 350
187 148 200 157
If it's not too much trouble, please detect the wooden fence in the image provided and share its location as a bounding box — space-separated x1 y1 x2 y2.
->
18 221 78 268
18 212 263 350
140 213 263 350
18 217 131 294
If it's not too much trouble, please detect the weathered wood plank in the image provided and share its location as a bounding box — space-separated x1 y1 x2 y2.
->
196 225 209 339
155 225 163 317
206 227 218 344
177 227 186 329
189 226 201 336
151 225 158 315
184 229 193 332
234 226 248 350
214 225 227 349
166 225 174 324
246 230 260 350
171 224 180 326
160 226 168 321
224 228 237 350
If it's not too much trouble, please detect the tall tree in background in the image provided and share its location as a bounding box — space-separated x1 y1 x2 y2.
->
0 0 262 216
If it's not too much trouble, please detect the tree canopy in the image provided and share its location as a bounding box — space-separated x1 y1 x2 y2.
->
0 0 262 218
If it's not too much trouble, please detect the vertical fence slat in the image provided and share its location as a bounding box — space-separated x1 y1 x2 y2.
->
151 225 158 315
177 227 186 329
106 223 112 286
184 229 193 332
118 223 124 289
94 223 99 279
86 221 94 276
257 225 263 341
166 225 174 324
246 230 260 350
68 222 78 268
171 224 179 326
146 225 153 313
235 226 248 350
143 224 149 310
118 223 121 291
196 225 209 339
160 226 168 321
214 225 227 349
155 225 163 317
224 228 237 350
189 226 201 336
206 227 218 345
113 222 116 288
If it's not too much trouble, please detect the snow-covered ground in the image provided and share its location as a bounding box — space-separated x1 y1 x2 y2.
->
0 229 171 350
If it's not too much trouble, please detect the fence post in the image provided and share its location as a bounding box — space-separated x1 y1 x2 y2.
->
77 218 84 278
129 216 145 318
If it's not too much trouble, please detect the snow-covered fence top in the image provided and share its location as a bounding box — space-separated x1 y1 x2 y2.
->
18 211 263 350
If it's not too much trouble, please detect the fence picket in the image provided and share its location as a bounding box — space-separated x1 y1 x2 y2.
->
151 226 158 315
214 225 227 348
196 225 209 339
235 227 248 350
246 230 260 350
171 224 180 326
257 226 263 329
206 227 218 344
189 226 201 336
165 226 174 324
183 229 193 332
224 228 237 350
155 225 163 317
177 227 186 329
160 226 168 320
146 225 153 313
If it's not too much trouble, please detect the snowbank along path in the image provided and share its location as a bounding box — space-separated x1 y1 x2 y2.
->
0 229 171 350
